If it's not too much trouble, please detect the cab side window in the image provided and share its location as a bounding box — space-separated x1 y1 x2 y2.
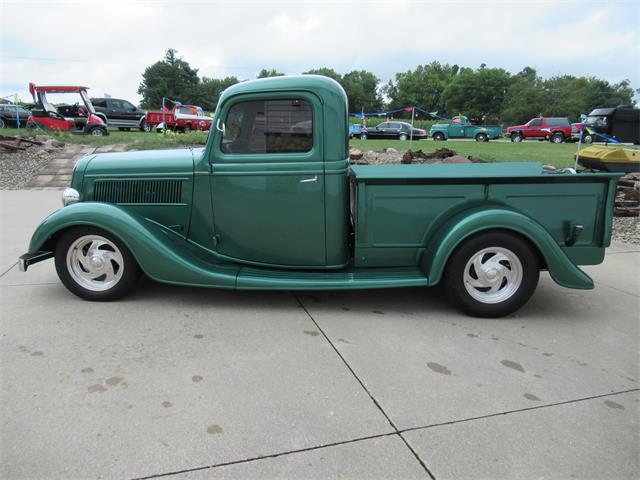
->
529 119 542 127
222 99 313 154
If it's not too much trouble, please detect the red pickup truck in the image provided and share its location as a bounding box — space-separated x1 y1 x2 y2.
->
146 105 212 133
506 117 573 143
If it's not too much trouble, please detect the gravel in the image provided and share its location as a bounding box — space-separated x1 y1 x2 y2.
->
0 145 54 190
612 217 640 245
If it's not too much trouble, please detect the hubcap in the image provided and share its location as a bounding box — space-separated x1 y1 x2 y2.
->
66 235 124 291
463 247 523 304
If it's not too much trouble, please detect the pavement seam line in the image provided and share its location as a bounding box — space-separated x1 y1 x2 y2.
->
293 293 436 480
401 387 640 435
0 262 17 278
129 431 398 480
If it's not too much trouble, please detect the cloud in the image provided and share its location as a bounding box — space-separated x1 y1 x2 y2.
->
1 0 637 103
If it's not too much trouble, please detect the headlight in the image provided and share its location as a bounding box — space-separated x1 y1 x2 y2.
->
62 188 80 206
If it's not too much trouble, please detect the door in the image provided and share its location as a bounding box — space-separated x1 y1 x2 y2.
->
210 93 326 267
526 118 543 138
448 118 465 138
387 122 402 138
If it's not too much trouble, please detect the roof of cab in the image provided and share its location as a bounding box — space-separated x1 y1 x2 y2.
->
217 75 347 108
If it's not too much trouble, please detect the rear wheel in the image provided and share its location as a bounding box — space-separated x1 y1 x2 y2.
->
475 133 488 142
360 133 367 140
433 132 445 141
183 124 192 134
0 118 5 129
550 133 565 143
443 231 539 317
55 227 141 301
582 133 593 144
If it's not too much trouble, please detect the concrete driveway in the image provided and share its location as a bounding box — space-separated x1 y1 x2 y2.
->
1 190 638 480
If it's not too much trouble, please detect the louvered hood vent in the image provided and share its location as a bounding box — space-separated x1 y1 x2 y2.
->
93 179 183 204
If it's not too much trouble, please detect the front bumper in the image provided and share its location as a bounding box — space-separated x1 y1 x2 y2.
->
18 251 54 272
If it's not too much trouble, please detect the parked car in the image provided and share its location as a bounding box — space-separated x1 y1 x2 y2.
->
146 105 212 133
583 105 640 145
507 117 572 143
360 121 426 140
349 123 362 138
19 75 619 318
91 98 148 132
0 104 31 128
429 116 501 142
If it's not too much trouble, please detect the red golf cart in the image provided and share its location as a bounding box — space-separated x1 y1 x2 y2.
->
26 83 108 136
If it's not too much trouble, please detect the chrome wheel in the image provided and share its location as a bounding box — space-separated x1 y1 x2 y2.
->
66 235 124 291
463 247 523 304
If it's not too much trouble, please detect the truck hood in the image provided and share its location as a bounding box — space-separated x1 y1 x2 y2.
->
82 148 197 177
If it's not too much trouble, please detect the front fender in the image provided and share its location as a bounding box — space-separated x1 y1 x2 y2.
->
420 208 594 289
27 202 239 288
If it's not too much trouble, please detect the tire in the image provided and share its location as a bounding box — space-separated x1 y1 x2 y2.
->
582 134 593 144
433 132 445 141
550 133 565 144
55 227 141 301
475 133 488 142
88 127 106 136
360 133 367 140
0 118 5 129
399 133 408 141
510 133 523 143
141 120 150 132
183 124 192 134
443 231 540 318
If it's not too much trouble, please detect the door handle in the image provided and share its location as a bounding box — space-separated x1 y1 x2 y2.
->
300 176 318 183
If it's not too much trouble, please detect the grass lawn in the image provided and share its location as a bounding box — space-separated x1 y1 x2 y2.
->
2 127 579 168
350 138 580 168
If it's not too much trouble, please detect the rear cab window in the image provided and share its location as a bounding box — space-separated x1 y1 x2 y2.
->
221 99 313 154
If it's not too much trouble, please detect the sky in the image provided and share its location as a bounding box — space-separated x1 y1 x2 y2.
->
1 0 638 105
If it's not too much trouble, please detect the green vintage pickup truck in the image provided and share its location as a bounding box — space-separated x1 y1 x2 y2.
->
429 116 502 141
20 76 619 317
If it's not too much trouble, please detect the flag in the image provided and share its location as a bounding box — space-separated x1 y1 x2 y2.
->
404 106 413 112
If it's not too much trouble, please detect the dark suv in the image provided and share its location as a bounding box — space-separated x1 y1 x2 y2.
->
90 98 148 131
360 121 427 140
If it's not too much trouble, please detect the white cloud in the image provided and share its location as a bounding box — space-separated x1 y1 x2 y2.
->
1 0 638 103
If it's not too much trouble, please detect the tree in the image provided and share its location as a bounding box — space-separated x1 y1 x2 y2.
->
384 62 459 116
443 66 511 122
138 49 200 108
501 67 547 124
196 76 239 111
342 70 382 113
304 67 343 83
257 68 284 78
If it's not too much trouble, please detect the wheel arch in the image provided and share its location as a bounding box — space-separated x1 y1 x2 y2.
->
419 207 594 289
25 202 238 288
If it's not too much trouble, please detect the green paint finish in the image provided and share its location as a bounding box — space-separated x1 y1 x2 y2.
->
22 76 621 294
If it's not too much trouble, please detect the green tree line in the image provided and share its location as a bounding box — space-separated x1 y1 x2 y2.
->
139 50 636 124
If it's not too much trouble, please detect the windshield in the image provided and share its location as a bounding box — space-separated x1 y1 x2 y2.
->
585 115 607 127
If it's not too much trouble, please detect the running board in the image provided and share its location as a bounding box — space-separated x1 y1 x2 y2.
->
236 266 429 290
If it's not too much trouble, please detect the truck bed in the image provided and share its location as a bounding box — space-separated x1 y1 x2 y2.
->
349 162 619 268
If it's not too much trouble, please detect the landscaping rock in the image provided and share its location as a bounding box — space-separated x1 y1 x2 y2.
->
349 148 363 161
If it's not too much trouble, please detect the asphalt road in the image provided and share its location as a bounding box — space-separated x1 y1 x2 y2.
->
1 190 638 480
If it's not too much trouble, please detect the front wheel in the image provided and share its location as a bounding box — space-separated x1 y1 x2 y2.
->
88 127 107 136
399 133 408 141
0 118 5 129
183 124 192 134
433 132 445 141
360 133 367 140
443 231 539 317
510 133 523 143
55 227 141 301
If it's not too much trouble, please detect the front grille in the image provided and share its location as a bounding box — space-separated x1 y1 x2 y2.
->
93 179 183 204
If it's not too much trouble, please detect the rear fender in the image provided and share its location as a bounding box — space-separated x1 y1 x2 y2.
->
419 208 594 289
27 202 239 288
